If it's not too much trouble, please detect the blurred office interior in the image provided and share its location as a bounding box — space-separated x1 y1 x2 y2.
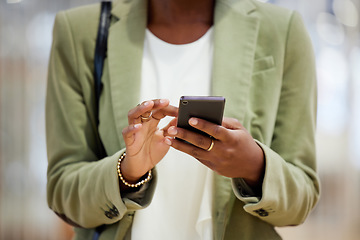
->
1 0 359 239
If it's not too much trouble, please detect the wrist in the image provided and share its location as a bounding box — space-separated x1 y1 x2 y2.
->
117 152 152 188
244 143 265 188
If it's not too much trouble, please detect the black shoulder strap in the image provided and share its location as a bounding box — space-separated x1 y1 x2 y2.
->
93 1 112 160
94 1 112 125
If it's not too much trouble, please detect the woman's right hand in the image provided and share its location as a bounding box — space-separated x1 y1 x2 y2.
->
121 99 178 184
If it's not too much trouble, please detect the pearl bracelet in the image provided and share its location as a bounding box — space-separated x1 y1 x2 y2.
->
117 152 152 188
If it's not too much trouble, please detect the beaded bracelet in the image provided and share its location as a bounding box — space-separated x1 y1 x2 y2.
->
117 152 152 188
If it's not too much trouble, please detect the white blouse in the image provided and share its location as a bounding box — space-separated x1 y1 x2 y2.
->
131 28 214 240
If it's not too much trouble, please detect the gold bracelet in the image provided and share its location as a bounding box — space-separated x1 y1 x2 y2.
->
117 152 152 188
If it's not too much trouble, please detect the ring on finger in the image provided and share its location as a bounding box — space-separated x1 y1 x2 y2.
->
140 111 153 122
206 138 215 152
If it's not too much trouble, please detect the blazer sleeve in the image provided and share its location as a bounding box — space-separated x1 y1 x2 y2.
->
232 11 320 226
46 11 156 228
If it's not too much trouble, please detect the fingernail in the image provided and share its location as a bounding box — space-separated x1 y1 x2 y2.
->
164 137 172 146
134 124 142 129
168 126 177 135
160 99 168 104
189 118 198 125
144 101 150 106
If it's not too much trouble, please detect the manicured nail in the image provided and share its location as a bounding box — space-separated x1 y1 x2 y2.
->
189 118 198 126
164 137 172 146
134 124 142 129
144 101 150 106
168 126 177 135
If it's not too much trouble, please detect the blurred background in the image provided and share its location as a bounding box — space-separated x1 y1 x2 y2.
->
0 0 359 239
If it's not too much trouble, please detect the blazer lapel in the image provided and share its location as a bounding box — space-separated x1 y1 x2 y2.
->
212 0 259 122
211 0 260 239
107 0 148 147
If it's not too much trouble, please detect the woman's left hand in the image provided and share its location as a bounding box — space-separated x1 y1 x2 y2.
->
166 117 265 188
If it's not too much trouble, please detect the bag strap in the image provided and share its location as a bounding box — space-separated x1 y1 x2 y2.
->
94 0 111 121
92 1 111 236
93 1 112 159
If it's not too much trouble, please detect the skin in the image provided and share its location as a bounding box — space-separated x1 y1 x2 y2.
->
166 118 265 191
120 0 265 193
147 0 215 44
121 99 177 183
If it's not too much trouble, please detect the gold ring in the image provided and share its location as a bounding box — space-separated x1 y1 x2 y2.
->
140 111 153 122
206 138 215 152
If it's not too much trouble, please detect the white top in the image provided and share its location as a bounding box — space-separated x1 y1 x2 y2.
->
131 28 214 240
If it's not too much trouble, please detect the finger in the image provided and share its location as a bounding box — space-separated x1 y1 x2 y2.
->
170 138 210 160
167 126 213 151
162 118 177 132
128 101 155 124
188 118 228 140
122 124 143 145
169 139 221 173
128 99 171 124
150 99 170 110
141 111 152 118
152 105 178 121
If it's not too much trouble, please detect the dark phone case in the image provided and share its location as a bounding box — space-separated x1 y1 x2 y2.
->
177 96 225 136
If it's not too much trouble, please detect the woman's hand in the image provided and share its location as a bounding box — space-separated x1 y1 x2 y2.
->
121 99 177 183
166 117 265 188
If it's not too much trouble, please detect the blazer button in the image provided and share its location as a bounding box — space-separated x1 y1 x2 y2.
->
105 206 120 219
105 211 114 219
254 208 269 217
111 206 119 217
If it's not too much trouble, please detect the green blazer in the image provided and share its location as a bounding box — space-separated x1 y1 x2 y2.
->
46 0 320 239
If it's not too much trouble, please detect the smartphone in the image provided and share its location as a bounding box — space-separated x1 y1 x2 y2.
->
177 96 225 136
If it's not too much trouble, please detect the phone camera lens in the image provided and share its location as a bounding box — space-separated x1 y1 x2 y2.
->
182 101 188 105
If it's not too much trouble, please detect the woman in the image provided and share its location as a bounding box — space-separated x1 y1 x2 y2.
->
46 0 320 239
